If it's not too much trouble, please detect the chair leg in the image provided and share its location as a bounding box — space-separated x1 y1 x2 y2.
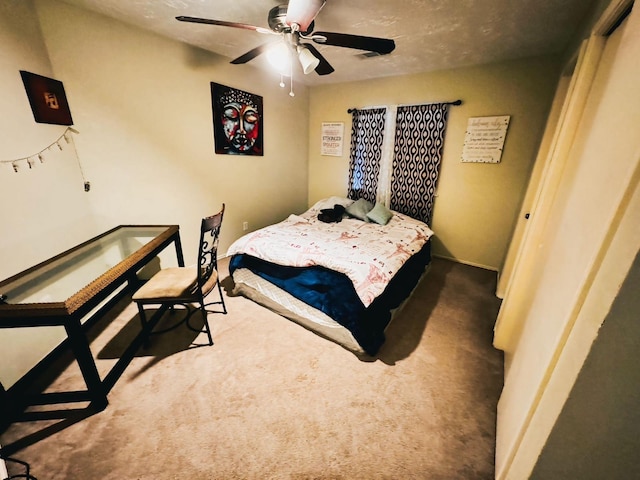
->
199 303 214 346
216 278 227 314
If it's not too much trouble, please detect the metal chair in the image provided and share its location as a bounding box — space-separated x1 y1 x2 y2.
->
132 205 226 346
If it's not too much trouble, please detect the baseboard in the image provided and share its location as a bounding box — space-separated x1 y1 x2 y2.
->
431 253 499 272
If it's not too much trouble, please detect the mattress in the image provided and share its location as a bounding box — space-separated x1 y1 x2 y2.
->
232 267 365 353
231 264 430 356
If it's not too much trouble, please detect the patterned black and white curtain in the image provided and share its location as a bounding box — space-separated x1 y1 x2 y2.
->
390 103 450 224
347 108 386 203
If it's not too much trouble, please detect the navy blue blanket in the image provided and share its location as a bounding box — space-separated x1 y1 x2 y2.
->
229 241 430 355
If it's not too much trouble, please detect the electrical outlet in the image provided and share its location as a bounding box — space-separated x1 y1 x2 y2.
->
243 221 249 231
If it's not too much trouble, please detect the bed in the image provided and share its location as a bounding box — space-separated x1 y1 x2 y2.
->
227 196 434 356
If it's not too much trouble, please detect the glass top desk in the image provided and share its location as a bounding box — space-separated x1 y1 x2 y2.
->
0 225 184 419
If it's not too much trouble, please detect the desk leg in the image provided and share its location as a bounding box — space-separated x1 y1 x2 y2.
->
174 234 185 267
64 319 108 410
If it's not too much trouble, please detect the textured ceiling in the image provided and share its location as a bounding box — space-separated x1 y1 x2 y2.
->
59 0 595 85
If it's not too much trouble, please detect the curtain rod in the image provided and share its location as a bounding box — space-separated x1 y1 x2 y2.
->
347 99 462 114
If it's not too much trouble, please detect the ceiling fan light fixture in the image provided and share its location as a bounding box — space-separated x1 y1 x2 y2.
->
266 42 292 74
285 0 327 32
297 45 320 74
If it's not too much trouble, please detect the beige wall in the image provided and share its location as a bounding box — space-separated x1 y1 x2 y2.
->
0 0 310 388
308 57 561 270
0 0 97 275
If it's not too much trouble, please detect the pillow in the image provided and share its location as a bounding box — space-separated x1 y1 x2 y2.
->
312 196 354 211
345 198 374 221
366 202 393 225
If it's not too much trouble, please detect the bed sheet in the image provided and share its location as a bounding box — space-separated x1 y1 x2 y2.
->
227 199 434 307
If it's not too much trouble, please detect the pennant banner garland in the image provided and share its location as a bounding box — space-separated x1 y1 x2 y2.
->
0 127 89 191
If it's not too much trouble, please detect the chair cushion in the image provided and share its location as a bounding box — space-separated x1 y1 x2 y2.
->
132 267 198 302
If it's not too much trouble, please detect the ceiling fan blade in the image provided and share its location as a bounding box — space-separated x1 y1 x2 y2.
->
285 0 326 32
176 16 274 35
230 44 272 64
303 43 334 75
313 31 396 55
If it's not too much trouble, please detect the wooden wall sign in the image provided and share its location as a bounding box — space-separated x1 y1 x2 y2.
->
20 71 74 125
461 115 510 163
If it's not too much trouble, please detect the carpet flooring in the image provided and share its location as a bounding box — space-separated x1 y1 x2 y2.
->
1 256 503 479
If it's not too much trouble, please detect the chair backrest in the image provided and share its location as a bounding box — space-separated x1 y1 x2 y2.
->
197 204 225 295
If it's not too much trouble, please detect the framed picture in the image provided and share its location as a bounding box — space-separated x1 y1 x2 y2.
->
211 82 263 156
20 70 74 125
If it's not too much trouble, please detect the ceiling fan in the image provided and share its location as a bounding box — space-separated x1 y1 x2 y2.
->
176 0 396 78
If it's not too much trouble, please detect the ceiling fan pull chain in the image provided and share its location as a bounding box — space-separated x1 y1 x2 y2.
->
289 46 295 97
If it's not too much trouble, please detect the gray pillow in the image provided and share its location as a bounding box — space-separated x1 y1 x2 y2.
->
345 198 374 221
366 202 393 225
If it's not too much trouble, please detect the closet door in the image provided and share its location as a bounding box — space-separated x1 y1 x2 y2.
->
493 35 605 350
495 2 640 478
496 66 573 299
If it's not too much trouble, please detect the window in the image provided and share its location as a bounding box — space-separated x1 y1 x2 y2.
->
348 103 452 224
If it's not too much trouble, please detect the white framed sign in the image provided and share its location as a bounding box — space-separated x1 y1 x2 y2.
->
461 115 510 163
321 122 344 156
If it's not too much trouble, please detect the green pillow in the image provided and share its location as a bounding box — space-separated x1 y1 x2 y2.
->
366 202 393 225
345 198 374 221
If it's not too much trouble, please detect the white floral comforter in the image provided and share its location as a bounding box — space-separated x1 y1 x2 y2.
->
227 201 434 307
